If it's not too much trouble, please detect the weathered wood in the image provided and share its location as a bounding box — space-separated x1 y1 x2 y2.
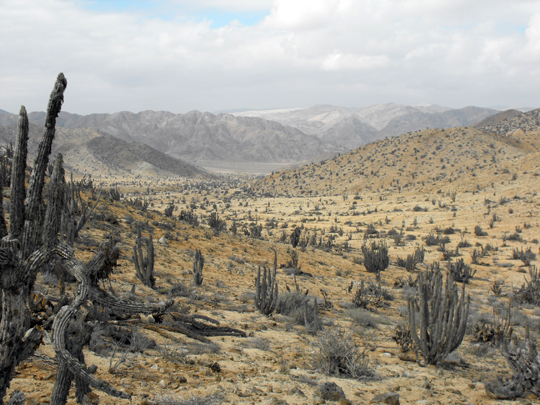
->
144 323 211 343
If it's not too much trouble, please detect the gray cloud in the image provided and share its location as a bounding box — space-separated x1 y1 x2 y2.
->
1 0 539 115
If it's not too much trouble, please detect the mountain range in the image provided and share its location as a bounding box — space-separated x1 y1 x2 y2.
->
0 109 341 165
233 103 501 149
0 103 522 173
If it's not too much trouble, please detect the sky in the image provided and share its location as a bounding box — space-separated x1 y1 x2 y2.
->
1 0 540 115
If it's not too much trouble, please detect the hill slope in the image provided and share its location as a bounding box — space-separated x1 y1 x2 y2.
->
251 123 540 197
473 109 523 128
479 108 540 135
0 124 213 178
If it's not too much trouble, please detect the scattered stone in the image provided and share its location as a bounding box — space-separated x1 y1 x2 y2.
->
159 379 167 388
370 392 400 405
82 392 100 405
158 237 168 245
177 375 187 383
210 362 221 373
316 381 346 401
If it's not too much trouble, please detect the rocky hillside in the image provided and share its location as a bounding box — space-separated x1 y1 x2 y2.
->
0 110 342 165
0 124 213 178
473 109 523 128
235 103 500 150
251 124 540 197
479 108 540 135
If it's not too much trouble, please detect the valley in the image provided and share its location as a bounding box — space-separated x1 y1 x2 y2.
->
3 105 540 404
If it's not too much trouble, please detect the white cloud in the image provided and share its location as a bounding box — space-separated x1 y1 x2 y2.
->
1 0 540 115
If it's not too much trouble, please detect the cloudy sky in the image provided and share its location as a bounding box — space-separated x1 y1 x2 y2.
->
1 0 540 115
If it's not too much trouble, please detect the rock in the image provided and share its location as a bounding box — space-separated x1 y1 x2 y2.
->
178 375 187 383
316 381 346 401
158 237 168 245
82 392 100 405
159 379 167 388
370 392 400 405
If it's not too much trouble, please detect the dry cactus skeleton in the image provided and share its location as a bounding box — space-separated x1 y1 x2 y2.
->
0 74 175 404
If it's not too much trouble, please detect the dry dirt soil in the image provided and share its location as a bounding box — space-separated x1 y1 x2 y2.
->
5 126 540 405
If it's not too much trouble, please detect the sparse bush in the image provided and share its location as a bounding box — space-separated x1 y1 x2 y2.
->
511 247 536 266
312 327 377 379
164 203 175 217
424 233 451 246
446 258 476 283
208 212 226 233
346 308 379 329
392 324 415 352
475 225 488 237
514 266 540 306
352 280 393 309
506 233 523 242
179 209 199 227
276 291 319 331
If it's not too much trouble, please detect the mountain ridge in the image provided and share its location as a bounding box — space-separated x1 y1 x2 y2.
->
234 103 502 149
0 109 342 165
0 123 213 179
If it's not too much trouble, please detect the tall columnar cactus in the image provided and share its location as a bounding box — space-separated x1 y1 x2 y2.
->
133 227 155 289
193 249 204 286
255 250 279 316
407 268 470 366
0 74 176 405
61 173 101 246
0 74 68 403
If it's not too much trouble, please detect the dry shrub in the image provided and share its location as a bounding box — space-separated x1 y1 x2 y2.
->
312 327 377 379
